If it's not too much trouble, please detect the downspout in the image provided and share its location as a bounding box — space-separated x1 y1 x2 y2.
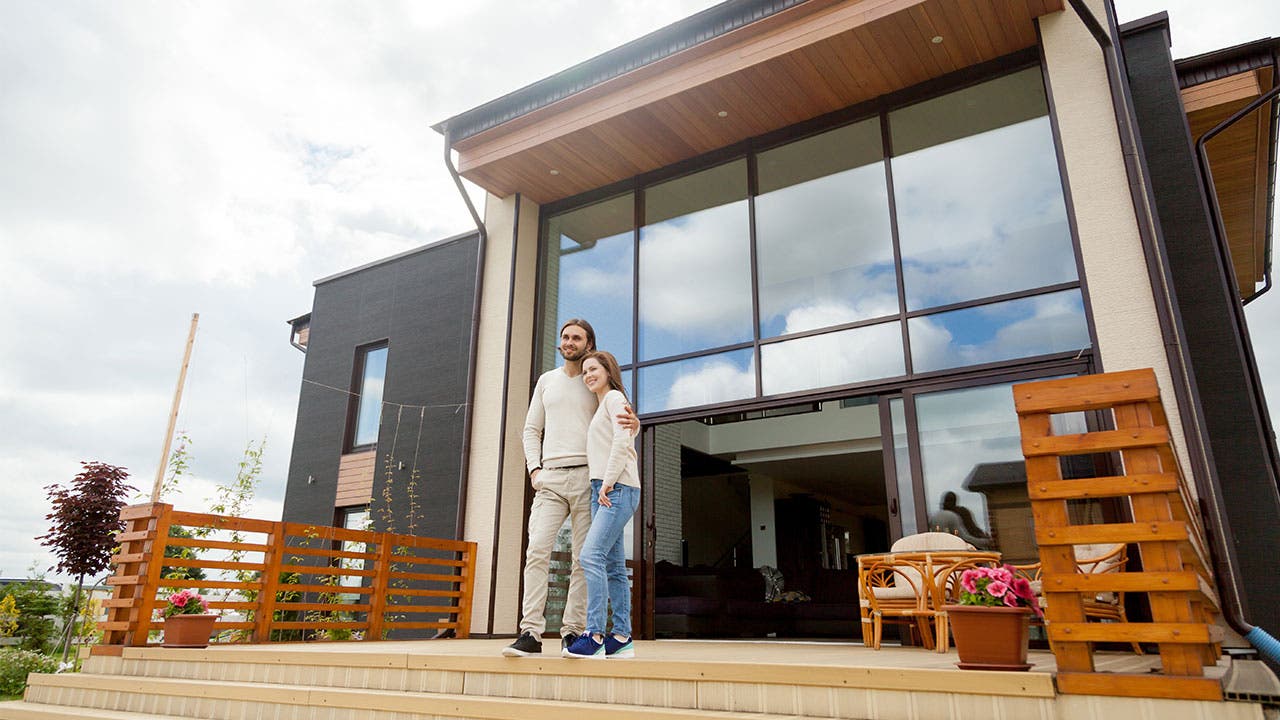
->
442 125 486 549
1066 0 1279 659
1242 49 1278 307
1193 58 1280 660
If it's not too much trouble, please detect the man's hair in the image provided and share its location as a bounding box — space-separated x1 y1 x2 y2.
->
559 318 597 351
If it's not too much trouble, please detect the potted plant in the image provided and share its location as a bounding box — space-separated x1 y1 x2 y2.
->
945 565 1043 671
160 589 216 648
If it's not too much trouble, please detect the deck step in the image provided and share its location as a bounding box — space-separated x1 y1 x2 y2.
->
0 702 187 720
22 673 806 720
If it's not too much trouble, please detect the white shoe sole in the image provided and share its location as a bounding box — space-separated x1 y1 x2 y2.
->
502 647 538 657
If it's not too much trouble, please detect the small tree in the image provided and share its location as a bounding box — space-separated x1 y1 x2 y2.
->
36 462 134 661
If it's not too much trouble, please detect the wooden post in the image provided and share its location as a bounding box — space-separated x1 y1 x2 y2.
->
365 533 394 641
454 542 478 639
254 520 286 643
151 313 199 502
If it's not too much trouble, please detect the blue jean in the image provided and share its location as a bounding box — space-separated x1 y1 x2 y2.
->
583 479 639 638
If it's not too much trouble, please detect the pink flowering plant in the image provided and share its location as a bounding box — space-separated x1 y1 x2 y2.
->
162 589 211 617
957 565 1043 619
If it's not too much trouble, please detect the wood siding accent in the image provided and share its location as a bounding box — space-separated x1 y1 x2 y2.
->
335 450 376 507
453 0 1065 204
1013 369 1223 701
1183 67 1274 296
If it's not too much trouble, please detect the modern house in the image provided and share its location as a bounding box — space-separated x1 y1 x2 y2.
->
277 0 1279 661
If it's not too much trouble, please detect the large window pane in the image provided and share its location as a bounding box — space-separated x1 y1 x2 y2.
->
761 322 904 395
351 345 387 448
542 194 635 367
914 380 1085 564
637 348 754 413
891 69 1076 311
639 161 752 360
755 119 897 337
914 383 1025 561
908 290 1089 373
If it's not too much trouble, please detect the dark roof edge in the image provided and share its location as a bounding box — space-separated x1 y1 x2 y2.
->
432 0 810 143
312 229 480 287
1174 36 1280 88
285 312 311 327
1118 11 1170 43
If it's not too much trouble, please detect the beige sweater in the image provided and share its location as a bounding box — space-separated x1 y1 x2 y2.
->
522 367 598 472
587 390 639 488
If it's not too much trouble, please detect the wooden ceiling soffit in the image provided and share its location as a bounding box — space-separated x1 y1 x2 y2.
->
454 0 1065 205
1183 67 1274 296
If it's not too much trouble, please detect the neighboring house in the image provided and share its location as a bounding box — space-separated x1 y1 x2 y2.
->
282 0 1280 644
280 233 479 542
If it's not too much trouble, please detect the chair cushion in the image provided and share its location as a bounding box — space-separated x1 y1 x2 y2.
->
890 532 975 552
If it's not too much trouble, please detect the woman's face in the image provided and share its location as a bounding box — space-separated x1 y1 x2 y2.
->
582 357 607 394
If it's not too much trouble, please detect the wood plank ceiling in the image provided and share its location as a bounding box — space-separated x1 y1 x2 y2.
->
1183 67 1275 297
452 0 1065 205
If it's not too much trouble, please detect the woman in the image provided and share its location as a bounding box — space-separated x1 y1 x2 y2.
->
563 350 640 659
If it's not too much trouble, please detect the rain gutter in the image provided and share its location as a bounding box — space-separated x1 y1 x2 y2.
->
1068 0 1278 658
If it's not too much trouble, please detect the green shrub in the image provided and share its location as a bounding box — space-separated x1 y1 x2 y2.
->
0 649 60 696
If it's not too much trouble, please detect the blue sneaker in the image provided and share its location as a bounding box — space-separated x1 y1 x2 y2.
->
562 633 605 659
605 635 634 659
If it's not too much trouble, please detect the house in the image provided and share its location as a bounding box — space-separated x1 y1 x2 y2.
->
280 0 1280 656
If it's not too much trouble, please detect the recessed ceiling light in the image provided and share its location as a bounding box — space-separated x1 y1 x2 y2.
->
931 35 944 44
549 169 560 175
717 110 728 118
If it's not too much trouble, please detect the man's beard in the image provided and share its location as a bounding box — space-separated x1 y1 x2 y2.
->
560 345 588 362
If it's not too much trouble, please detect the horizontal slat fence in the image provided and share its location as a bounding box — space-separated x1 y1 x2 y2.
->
95 503 476 655
1014 369 1223 700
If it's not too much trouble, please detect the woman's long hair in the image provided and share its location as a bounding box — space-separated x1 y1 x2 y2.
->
582 350 627 400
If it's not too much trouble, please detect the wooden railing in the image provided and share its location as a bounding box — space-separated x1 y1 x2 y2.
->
95 503 477 656
1014 369 1223 700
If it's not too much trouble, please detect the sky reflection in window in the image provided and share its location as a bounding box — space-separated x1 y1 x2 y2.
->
761 322 904 395
909 290 1089 373
637 348 755 413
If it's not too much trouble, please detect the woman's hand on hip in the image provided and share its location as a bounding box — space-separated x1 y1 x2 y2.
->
598 483 615 507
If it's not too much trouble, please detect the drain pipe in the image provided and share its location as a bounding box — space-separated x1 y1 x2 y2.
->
1198 69 1277 310
442 125 487 547
1066 0 1280 661
1194 84 1280 661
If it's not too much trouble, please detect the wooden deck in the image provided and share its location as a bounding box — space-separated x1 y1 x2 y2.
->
4 638 1261 720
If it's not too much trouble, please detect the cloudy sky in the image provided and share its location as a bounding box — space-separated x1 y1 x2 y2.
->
1 1 1277 583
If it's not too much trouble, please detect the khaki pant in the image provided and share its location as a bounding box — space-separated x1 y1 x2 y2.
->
519 465 591 637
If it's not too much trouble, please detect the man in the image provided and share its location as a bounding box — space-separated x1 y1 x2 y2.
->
503 318 638 657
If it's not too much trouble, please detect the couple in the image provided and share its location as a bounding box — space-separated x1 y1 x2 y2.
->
502 318 641 660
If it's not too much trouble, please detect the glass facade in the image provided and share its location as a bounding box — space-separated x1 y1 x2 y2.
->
538 65 1089 415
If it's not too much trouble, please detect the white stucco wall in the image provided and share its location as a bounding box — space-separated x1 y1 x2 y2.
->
462 192 542 635
1039 1 1194 480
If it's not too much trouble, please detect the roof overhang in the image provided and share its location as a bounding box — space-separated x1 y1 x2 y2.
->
437 0 1065 206
1178 39 1279 300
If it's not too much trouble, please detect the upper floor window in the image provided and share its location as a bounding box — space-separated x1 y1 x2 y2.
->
539 64 1089 415
348 344 388 450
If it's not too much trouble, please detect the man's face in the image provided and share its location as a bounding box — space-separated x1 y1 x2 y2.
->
559 324 591 361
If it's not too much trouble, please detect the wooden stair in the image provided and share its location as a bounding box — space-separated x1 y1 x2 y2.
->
0 640 1264 720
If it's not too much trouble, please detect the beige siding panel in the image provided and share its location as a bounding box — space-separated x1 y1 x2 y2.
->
464 193 544 635
1039 0 1196 493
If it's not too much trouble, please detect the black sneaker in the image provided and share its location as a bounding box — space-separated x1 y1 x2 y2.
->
502 631 542 657
561 632 580 652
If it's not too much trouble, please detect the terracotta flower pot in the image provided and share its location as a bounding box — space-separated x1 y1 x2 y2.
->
944 604 1033 671
162 613 218 648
